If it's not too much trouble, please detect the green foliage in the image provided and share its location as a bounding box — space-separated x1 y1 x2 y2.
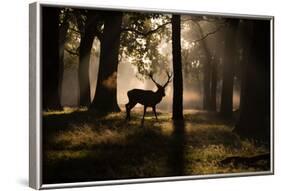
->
60 10 228 83
60 10 172 77
120 13 171 79
62 9 81 70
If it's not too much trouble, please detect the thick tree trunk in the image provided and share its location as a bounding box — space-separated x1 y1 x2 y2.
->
234 20 270 140
90 12 122 112
172 15 183 120
42 7 61 110
78 12 99 107
58 11 69 105
210 60 217 111
220 20 239 118
237 20 254 114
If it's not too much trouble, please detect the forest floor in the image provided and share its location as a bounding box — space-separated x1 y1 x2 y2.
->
42 108 270 184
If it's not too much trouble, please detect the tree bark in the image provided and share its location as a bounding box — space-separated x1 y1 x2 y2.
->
78 12 99 107
42 7 61 110
220 19 239 118
90 12 122 112
237 20 253 115
172 15 184 120
234 20 270 140
58 10 69 105
202 43 212 110
210 59 218 111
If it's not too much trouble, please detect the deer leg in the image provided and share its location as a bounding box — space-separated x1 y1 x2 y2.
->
125 103 130 120
141 106 147 125
126 102 137 120
152 106 158 120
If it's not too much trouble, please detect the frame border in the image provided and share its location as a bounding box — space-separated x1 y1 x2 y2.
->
29 1 275 190
29 2 42 189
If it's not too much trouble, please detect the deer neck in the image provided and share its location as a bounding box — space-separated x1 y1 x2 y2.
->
154 89 164 103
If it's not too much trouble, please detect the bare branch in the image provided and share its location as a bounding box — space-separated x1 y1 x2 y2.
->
191 24 225 43
65 48 79 56
68 27 81 34
122 21 171 37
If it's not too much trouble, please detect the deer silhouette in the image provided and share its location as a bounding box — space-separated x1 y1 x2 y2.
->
125 71 172 123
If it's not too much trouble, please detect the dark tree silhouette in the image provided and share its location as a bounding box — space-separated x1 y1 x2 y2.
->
42 7 61 110
58 9 70 103
210 58 218 111
202 43 212 110
237 21 252 115
234 20 270 140
170 15 185 175
78 11 100 107
220 19 239 118
90 12 123 112
209 31 225 112
172 15 184 120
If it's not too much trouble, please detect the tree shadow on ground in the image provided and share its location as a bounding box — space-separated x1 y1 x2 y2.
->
42 110 270 184
43 126 175 183
167 120 187 176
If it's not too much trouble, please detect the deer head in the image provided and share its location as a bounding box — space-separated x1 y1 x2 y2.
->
148 71 173 97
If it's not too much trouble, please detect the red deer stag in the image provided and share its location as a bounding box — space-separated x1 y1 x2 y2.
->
125 72 172 123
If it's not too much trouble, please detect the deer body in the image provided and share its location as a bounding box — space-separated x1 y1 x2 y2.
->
125 72 172 123
127 89 164 106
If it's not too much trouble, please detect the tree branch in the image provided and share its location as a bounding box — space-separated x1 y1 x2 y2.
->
68 27 81 34
220 153 270 167
122 21 171 37
65 48 79 56
191 24 224 43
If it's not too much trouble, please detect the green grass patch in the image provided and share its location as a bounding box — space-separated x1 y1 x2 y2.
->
43 109 270 184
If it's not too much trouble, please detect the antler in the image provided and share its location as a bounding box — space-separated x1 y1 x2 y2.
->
163 71 173 88
148 72 161 88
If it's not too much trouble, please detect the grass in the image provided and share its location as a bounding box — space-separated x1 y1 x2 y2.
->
43 108 270 184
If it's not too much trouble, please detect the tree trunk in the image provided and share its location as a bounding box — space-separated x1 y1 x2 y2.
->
237 20 253 114
90 12 122 112
193 22 211 110
79 12 99 107
220 19 239 118
234 20 270 140
202 44 212 110
210 59 217 111
58 10 69 105
42 7 61 110
172 15 183 120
